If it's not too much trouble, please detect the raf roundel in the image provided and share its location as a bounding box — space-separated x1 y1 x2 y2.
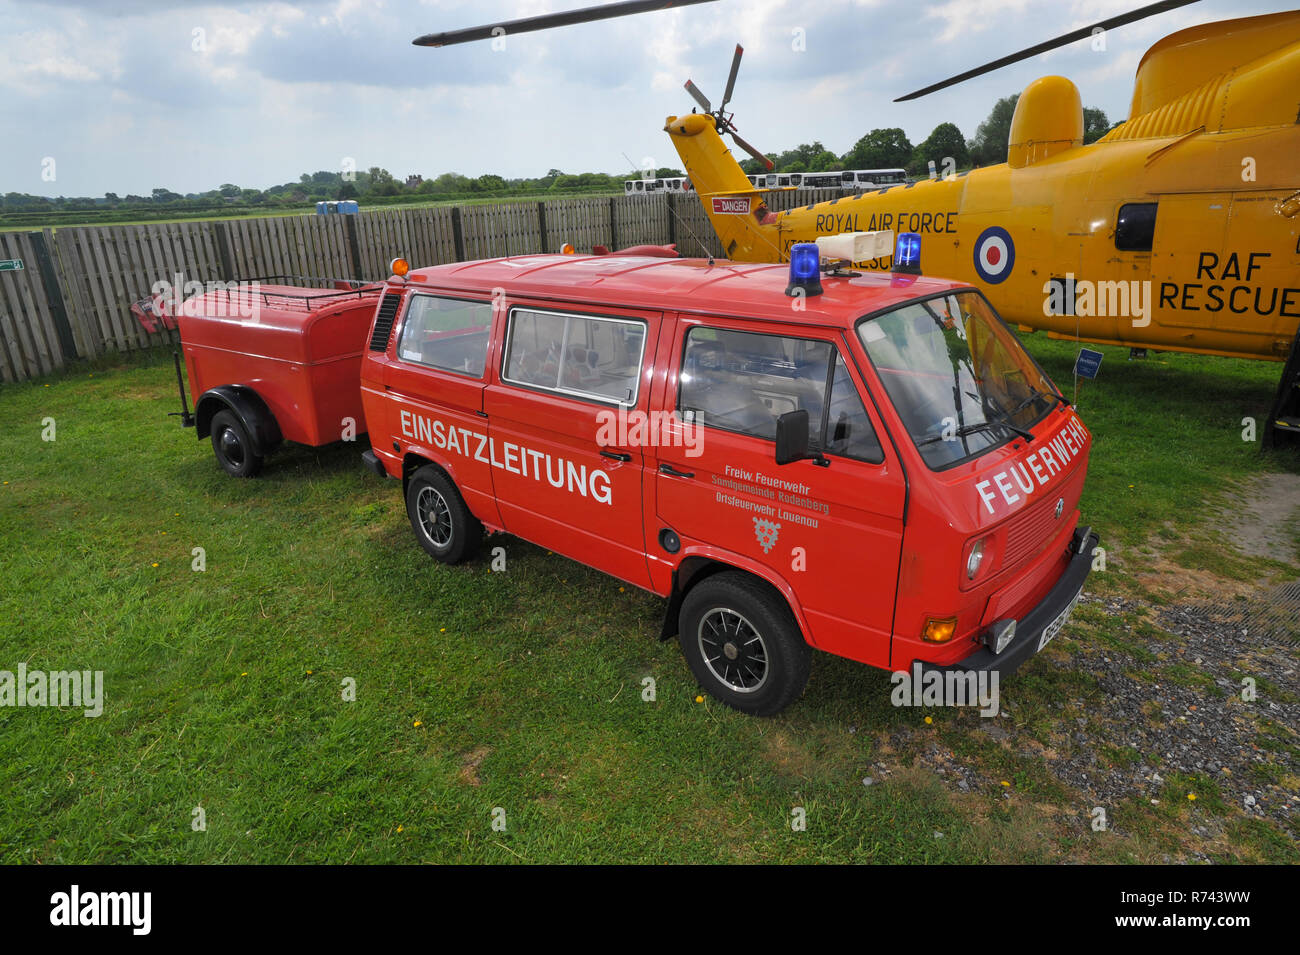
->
973 226 1016 285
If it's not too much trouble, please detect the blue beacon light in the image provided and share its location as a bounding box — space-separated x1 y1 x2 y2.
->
785 242 823 297
892 231 922 275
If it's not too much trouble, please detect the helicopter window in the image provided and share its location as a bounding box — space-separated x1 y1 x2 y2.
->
1115 202 1158 252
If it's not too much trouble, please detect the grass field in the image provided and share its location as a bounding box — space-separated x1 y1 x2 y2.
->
0 336 1297 863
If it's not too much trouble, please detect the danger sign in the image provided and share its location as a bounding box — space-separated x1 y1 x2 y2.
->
711 196 752 215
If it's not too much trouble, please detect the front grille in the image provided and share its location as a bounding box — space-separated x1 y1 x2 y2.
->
1003 464 1086 568
368 292 402 351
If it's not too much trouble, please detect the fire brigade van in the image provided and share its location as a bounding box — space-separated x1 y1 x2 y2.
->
358 235 1099 715
170 280 382 476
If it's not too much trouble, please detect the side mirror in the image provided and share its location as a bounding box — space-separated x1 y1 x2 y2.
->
775 410 810 465
775 410 828 467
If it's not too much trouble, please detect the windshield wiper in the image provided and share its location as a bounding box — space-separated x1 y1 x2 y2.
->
981 393 1035 441
1008 389 1069 417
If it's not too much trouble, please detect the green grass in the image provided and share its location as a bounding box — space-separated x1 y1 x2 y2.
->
0 336 1296 863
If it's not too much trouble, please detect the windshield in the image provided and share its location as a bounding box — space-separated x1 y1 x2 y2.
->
856 291 1061 469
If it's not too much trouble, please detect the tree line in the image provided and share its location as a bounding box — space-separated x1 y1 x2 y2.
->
741 96 1114 175
1 95 1116 220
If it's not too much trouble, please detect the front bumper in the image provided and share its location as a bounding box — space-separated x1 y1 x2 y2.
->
936 525 1098 677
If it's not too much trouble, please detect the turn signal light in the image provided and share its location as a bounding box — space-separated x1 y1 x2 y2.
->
921 616 958 643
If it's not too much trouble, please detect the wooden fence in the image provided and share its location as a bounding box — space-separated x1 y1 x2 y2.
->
0 188 840 383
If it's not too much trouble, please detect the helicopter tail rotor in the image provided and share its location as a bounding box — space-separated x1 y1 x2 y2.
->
720 43 742 112
683 79 712 114
684 44 774 170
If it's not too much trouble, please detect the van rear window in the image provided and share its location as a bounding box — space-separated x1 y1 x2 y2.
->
397 295 492 377
502 308 647 405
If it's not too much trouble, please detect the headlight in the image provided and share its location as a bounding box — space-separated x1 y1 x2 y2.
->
966 538 986 580
984 619 1016 655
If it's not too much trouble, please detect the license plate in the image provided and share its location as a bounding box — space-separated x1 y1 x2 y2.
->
1038 588 1083 652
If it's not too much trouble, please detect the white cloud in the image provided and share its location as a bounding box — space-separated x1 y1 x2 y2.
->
1 0 1294 196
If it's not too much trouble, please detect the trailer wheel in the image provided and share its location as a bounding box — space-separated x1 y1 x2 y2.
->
210 409 264 478
405 465 482 564
678 572 811 716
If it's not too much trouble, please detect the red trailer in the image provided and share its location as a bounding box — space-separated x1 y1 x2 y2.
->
170 280 383 476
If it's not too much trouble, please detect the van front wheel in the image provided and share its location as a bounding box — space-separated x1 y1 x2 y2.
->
405 465 482 564
678 572 811 716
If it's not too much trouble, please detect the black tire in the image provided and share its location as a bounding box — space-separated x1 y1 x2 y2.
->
210 409 264 478
678 571 811 716
405 465 482 564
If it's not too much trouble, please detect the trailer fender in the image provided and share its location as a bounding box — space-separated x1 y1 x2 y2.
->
195 386 282 455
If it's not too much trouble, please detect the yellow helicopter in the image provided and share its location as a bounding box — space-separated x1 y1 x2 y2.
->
417 0 1300 440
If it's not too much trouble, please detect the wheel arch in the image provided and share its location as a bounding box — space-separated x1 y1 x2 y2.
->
400 451 453 492
196 386 282 455
659 550 812 646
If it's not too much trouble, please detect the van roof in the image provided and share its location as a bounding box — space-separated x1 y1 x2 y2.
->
403 254 969 330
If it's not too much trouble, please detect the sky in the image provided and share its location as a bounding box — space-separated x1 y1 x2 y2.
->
3 0 1295 198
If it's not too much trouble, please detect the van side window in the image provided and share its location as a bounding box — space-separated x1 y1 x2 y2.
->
503 308 646 405
824 355 883 462
679 326 883 463
397 295 492 377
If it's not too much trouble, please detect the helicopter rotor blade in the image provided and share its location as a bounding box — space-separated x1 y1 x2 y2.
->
413 0 719 47
720 43 743 112
893 0 1202 101
684 79 712 113
725 127 774 170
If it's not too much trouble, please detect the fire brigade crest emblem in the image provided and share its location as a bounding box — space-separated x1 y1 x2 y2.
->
753 517 780 554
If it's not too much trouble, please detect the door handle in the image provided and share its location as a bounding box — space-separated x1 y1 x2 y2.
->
659 463 695 479
600 450 632 462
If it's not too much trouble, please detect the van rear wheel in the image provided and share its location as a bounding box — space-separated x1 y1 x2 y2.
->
210 409 263 478
405 465 482 564
678 572 811 716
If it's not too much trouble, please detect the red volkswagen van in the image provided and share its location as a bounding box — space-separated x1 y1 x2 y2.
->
358 240 1098 714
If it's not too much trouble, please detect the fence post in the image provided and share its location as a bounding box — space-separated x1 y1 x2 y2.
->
213 221 236 280
450 206 466 262
536 202 548 254
27 230 78 362
343 214 364 281
665 193 677 249
608 197 618 252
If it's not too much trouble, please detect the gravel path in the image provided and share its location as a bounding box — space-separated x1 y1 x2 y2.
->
875 589 1299 852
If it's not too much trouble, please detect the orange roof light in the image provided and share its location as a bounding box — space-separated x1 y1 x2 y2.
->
389 257 410 277
559 242 576 255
